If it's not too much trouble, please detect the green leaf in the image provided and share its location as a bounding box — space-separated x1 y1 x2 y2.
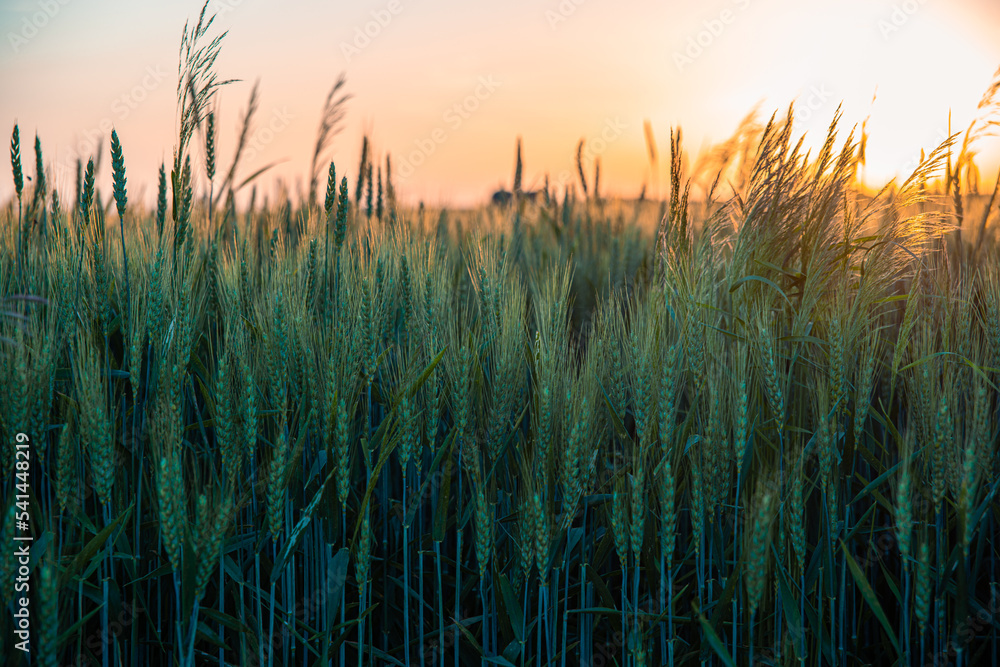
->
126 563 173 586
878 558 903 605
898 352 998 391
484 402 529 485
364 644 405 667
56 605 102 645
849 459 901 507
585 568 622 632
502 640 522 665
754 258 803 280
282 408 314 489
729 274 792 306
61 502 133 587
351 346 450 544
328 605 378 654
695 607 737 667
454 616 483 656
194 622 229 650
709 557 743 629
773 555 807 661
181 529 198 620
405 345 448 400
496 573 524 643
780 334 828 347
351 431 402 546
201 607 254 635
325 548 351 612
433 431 458 543
600 381 631 443
237 160 288 190
272 467 337 583
403 429 455 528
841 540 900 655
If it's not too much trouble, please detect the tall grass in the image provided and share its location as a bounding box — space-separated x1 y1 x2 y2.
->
2 7 1000 667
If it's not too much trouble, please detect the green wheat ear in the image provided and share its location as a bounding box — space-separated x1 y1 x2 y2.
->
335 176 349 250
325 161 337 217
80 157 95 228
376 164 383 221
10 124 24 285
111 130 128 220
384 153 394 210
365 159 374 218
205 111 216 181
31 134 46 210
156 163 167 237
914 538 932 633
110 129 133 350
355 134 368 206
10 124 23 197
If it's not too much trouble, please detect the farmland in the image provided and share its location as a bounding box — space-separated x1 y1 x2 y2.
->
2 5 1000 667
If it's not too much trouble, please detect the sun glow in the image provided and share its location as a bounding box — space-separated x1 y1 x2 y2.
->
0 0 998 207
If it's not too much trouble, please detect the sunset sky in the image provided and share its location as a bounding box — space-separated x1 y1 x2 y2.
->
2 0 999 208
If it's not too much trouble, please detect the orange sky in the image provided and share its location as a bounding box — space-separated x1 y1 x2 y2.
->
2 0 999 208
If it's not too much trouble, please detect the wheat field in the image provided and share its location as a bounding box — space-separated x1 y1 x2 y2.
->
1 5 1000 667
